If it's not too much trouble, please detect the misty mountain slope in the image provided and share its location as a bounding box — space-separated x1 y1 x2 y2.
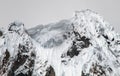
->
1 9 120 76
27 19 73 48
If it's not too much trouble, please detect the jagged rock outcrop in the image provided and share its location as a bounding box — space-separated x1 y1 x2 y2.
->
0 22 36 76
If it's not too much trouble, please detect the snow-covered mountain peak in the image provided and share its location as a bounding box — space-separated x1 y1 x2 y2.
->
74 9 103 25
72 9 114 39
1 10 120 76
7 21 25 35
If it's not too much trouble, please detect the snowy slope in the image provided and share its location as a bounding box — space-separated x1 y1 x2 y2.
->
1 9 120 76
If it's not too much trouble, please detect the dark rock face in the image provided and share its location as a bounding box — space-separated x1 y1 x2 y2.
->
61 30 91 66
16 73 29 76
81 71 89 76
0 49 10 74
64 30 91 58
2 49 10 67
7 45 35 76
0 43 36 76
66 36 90 58
0 31 3 36
45 66 55 76
81 63 106 76
8 55 28 76
67 41 80 58
89 63 106 76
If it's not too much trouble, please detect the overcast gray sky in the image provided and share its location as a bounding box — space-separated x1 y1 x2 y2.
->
0 0 120 32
